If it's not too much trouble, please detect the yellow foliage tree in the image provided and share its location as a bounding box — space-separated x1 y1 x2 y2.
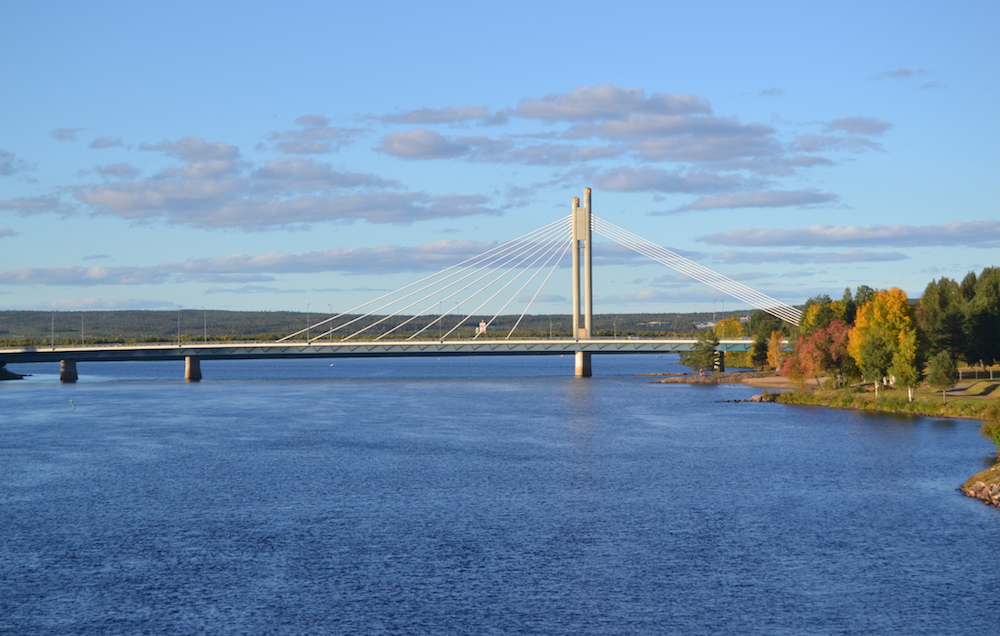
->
848 287 915 387
714 316 744 338
767 330 787 371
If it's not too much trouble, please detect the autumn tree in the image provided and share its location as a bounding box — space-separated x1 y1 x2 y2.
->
890 328 920 401
783 319 856 388
767 330 788 371
714 316 744 338
848 287 915 395
798 295 835 336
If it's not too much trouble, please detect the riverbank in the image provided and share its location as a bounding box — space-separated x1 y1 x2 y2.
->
651 371 783 385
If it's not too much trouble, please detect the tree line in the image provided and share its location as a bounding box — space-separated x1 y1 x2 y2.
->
755 267 1000 400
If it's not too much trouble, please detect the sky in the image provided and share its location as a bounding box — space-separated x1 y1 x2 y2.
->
1 1 997 318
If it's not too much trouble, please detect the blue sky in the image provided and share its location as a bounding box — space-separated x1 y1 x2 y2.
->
1 1 997 317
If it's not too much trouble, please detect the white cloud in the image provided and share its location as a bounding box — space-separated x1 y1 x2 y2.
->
140 136 241 161
51 128 84 141
0 149 30 176
376 129 469 159
699 220 1000 248
795 134 883 153
823 117 892 136
713 250 908 264
382 106 490 124
873 68 927 80
758 87 783 97
0 195 64 214
593 166 749 193
672 189 839 212
76 155 498 229
0 228 17 238
89 137 124 149
95 163 140 178
0 240 508 286
266 117 367 154
513 84 710 121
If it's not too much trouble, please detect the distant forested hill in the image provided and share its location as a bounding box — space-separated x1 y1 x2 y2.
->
0 309 740 344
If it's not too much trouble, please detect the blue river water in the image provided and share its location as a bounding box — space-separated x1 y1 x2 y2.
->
2 354 999 635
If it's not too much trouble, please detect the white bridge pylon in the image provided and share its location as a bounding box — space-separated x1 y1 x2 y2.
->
280 189 800 346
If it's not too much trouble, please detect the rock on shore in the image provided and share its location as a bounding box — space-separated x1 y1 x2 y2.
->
961 479 1000 506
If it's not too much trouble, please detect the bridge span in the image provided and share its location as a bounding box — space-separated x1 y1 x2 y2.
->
0 338 753 382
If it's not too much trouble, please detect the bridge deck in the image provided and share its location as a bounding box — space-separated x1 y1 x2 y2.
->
1 338 753 364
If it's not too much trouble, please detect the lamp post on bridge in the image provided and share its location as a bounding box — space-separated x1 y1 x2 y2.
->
306 303 310 342
201 307 207 343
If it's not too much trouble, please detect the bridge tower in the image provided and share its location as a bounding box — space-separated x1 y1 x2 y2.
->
571 188 594 377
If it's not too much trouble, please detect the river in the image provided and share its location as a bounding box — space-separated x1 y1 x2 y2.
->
1 355 998 635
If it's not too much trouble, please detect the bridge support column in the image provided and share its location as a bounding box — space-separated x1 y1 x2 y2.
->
714 350 725 373
572 188 594 377
60 359 78 383
185 356 202 382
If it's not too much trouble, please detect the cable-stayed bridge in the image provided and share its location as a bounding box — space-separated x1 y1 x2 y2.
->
1 189 799 382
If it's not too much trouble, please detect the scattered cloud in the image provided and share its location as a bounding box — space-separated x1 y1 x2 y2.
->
873 68 927 80
518 294 567 304
75 154 498 229
0 149 30 176
265 116 368 154
0 228 18 238
376 128 470 160
795 133 883 153
513 84 711 121
89 137 124 149
758 87 784 97
593 166 749 194
699 220 1000 248
713 250 908 264
140 136 241 161
0 240 509 286
671 189 839 213
205 285 301 294
823 117 892 136
382 105 490 124
95 163 140 178
51 128 84 141
0 195 65 215
600 288 734 304
919 81 946 90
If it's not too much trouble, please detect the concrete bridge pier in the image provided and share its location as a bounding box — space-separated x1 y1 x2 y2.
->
575 351 592 378
185 356 202 382
60 359 78 383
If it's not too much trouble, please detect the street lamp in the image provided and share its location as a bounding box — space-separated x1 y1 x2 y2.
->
201 307 207 343
306 303 311 342
177 307 181 346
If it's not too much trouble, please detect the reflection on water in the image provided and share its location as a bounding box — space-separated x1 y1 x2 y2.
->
1 355 999 635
